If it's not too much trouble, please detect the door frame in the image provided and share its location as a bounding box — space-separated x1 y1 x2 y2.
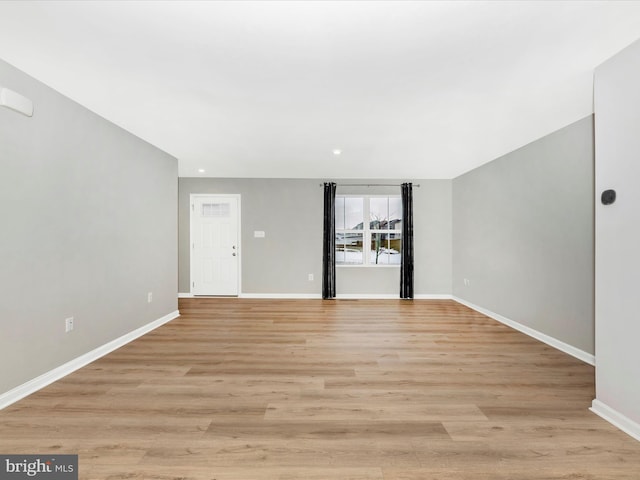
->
189 193 242 296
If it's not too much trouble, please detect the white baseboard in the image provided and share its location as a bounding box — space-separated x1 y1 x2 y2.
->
181 292 453 300
240 293 322 299
181 292 321 299
336 293 453 300
0 310 180 410
414 294 453 300
336 294 399 299
453 296 595 366
591 399 640 442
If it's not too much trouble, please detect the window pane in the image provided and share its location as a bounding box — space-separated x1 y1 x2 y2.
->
202 203 231 217
388 233 402 264
369 233 401 265
369 197 388 230
345 197 364 230
336 233 363 265
335 196 345 230
389 197 402 229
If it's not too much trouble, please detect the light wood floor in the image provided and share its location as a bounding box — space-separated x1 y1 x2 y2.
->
1 299 640 479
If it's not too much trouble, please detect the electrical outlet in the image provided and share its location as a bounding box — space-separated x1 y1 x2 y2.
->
147 292 153 303
464 278 471 286
308 273 314 281
65 317 74 333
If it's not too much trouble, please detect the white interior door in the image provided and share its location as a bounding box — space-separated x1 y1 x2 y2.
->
190 195 240 296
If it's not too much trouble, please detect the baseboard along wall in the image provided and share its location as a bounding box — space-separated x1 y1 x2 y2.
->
180 292 453 300
591 400 640 442
452 296 595 366
0 310 180 410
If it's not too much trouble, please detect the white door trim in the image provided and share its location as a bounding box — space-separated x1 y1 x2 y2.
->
189 194 242 296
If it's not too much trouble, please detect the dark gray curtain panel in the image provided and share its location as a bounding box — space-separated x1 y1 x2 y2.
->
400 182 414 299
322 182 337 299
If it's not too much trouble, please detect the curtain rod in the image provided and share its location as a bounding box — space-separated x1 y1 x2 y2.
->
319 183 420 187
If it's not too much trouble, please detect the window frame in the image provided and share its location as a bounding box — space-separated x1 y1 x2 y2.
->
335 194 402 268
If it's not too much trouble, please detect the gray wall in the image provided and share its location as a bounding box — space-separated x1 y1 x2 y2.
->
452 116 594 355
594 39 640 426
0 59 178 395
178 178 451 296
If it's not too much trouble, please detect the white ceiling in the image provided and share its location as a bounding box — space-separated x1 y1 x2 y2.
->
1 1 640 179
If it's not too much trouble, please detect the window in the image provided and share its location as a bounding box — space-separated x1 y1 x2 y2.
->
335 195 402 266
201 202 230 217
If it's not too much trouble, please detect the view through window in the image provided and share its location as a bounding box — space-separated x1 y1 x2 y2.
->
335 195 402 265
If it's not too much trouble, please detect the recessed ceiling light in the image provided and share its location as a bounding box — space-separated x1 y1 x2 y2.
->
332 149 342 155
198 168 205 173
